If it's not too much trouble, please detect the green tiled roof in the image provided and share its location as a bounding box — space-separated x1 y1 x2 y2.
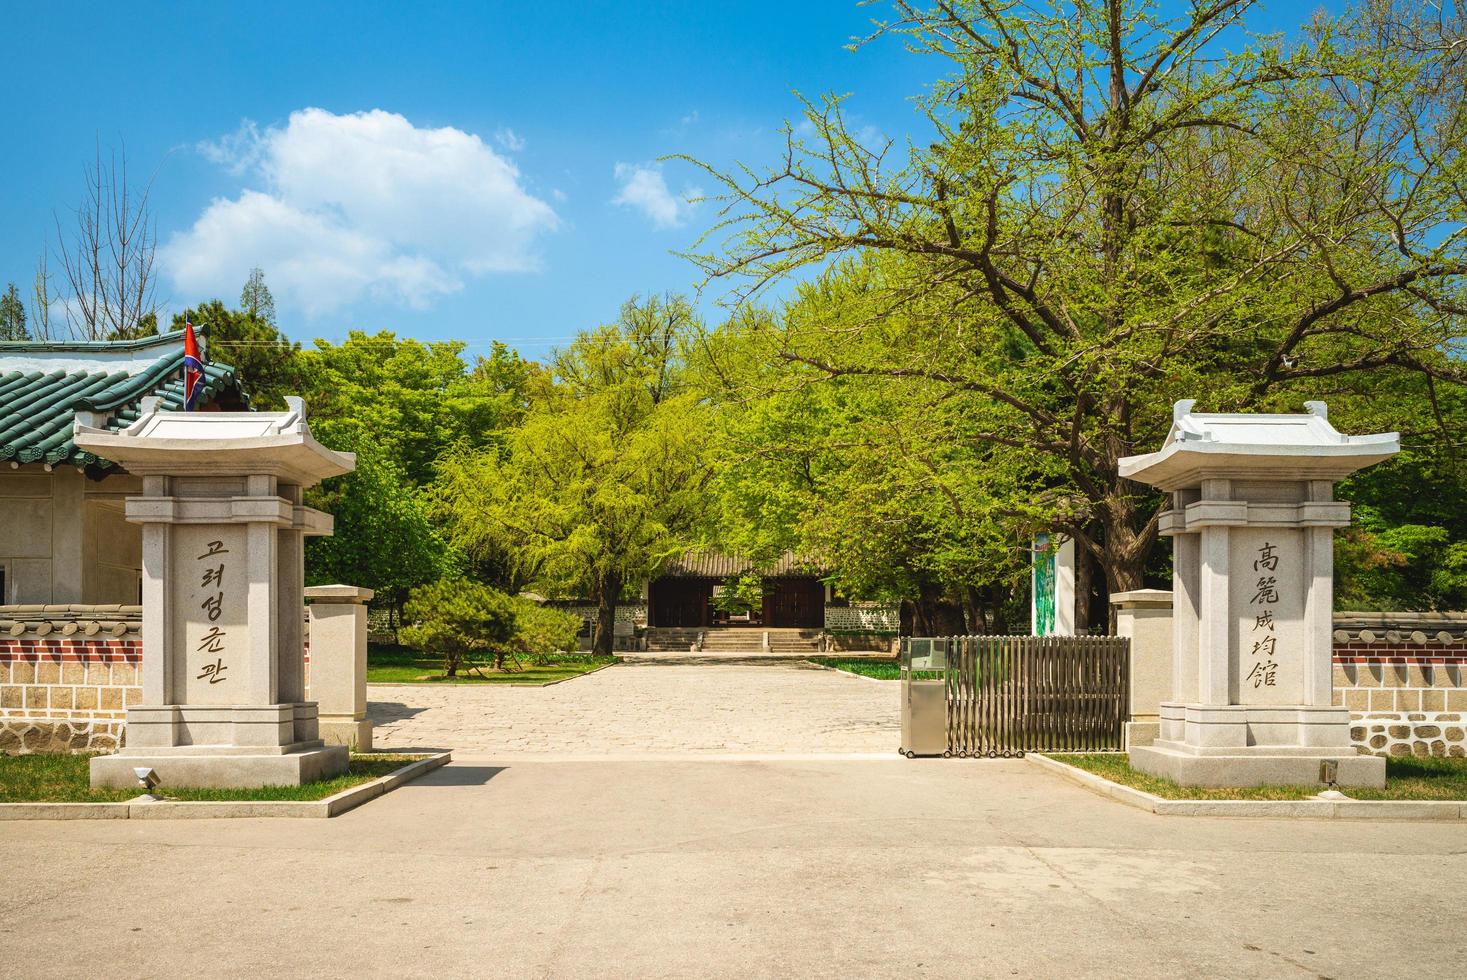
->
0 329 246 470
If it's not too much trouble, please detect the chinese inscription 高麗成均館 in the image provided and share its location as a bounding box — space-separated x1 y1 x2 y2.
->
195 538 230 684
1246 540 1280 689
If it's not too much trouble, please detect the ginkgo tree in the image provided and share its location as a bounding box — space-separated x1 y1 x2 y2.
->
687 0 1467 608
433 295 714 655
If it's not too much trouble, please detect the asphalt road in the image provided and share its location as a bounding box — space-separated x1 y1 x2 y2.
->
4 757 1465 979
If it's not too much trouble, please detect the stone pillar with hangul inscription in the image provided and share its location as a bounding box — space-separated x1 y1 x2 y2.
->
1118 400 1396 788
78 398 356 789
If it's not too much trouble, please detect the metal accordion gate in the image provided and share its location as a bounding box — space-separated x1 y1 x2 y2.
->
902 635 1130 757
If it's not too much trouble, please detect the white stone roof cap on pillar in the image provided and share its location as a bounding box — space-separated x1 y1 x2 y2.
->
1117 400 1399 490
71 396 355 487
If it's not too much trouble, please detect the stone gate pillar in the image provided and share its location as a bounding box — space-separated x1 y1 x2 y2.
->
1118 400 1397 788
78 398 356 789
306 584 374 751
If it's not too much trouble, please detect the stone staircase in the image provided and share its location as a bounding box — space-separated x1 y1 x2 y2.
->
640 627 827 655
643 627 702 652
764 629 824 655
698 628 769 653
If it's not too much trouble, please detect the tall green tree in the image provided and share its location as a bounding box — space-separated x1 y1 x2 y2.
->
301 332 539 485
308 439 455 624
433 295 714 654
173 300 300 410
299 332 542 607
0 283 28 340
688 0 1467 612
239 267 277 326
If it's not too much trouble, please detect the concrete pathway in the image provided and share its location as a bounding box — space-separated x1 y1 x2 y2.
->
4 757 1465 978
369 657 899 757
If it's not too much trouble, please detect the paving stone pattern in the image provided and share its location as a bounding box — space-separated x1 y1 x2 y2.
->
369 656 899 756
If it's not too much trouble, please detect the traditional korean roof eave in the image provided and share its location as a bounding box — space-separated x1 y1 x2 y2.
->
0 330 248 472
1118 400 1399 491
74 402 355 488
659 550 825 579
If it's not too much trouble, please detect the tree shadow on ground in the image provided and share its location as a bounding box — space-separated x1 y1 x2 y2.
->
366 701 432 721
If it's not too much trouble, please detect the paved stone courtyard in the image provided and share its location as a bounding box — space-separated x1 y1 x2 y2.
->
369 655 899 757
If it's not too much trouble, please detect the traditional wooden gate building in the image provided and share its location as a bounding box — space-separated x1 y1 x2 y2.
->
647 552 828 629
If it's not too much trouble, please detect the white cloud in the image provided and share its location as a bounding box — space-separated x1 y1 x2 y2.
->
611 163 701 230
165 108 558 316
495 127 525 152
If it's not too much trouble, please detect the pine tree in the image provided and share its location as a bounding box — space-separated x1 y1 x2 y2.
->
0 282 28 340
239 267 276 326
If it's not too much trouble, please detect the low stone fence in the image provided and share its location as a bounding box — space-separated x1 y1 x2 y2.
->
1 588 373 755
1332 613 1467 758
0 605 142 753
824 604 900 632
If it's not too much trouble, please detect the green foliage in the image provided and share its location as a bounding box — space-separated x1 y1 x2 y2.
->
399 578 517 676
508 598 582 662
240 267 277 326
173 300 300 410
431 295 713 654
302 332 540 485
0 282 28 340
299 333 543 606
710 571 766 615
686 0 1467 617
306 440 454 609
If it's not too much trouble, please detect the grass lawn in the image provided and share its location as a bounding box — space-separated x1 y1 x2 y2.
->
809 656 900 680
1050 752 1467 801
0 753 427 804
367 644 618 685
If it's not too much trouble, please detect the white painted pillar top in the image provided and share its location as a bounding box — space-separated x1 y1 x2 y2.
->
305 584 375 605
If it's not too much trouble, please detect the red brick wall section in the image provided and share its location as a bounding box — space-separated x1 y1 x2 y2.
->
0 635 141 753
1331 639 1467 758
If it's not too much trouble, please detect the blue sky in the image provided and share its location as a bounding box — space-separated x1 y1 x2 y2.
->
0 1 1329 361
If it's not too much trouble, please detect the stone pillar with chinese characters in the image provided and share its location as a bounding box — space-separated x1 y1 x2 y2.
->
78 398 356 789
1118 400 1397 788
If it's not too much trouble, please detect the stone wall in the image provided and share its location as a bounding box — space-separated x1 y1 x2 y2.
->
0 605 142 753
1332 612 1467 757
824 603 900 632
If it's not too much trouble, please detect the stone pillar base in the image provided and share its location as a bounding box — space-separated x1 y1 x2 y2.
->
1131 744 1384 788
90 744 348 790
319 717 373 752
1124 721 1160 749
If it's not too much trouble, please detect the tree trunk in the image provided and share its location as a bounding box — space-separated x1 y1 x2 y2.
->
987 584 1010 635
961 585 987 634
1073 530 1095 635
591 574 623 657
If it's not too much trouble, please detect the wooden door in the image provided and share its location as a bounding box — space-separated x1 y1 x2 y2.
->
768 579 824 628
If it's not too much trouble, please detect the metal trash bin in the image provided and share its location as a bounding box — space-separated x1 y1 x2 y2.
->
900 638 949 758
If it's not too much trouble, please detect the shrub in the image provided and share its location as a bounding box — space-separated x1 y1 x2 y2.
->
510 598 583 664
399 579 516 676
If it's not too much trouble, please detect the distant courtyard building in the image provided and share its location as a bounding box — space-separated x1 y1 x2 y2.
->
0 330 246 604
648 552 829 629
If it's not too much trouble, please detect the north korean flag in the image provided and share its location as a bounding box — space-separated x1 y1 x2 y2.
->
183 321 205 411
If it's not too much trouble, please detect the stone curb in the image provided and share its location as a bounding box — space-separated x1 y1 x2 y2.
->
366 661 621 689
799 660 898 684
0 752 451 821
1028 753 1467 820
442 752 902 763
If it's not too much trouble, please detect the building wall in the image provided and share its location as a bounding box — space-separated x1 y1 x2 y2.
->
1332 628 1467 757
0 468 142 605
824 603 900 633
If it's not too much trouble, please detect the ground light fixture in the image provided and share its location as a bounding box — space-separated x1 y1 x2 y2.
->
133 767 160 798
